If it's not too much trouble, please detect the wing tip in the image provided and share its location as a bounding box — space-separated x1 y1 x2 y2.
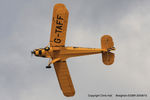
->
63 91 75 97
54 3 66 8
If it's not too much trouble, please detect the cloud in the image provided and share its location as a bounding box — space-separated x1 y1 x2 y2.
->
0 0 150 100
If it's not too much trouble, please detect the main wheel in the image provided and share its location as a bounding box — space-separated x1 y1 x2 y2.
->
46 66 51 68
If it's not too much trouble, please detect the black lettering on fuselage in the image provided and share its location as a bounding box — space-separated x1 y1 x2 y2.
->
54 14 63 43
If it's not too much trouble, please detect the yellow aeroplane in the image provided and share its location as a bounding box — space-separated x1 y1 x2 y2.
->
31 3 115 97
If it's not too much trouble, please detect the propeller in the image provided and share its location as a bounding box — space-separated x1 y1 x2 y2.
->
31 50 35 56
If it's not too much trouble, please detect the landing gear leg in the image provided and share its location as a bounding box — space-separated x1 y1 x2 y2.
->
46 59 51 69
46 58 61 69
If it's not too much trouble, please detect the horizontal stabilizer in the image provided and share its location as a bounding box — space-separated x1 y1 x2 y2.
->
101 35 114 50
102 52 114 65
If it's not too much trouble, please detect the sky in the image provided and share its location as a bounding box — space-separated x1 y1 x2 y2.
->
0 0 150 100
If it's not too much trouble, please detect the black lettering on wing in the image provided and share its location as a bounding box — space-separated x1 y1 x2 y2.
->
57 15 63 20
54 38 61 43
56 20 63 25
56 26 62 30
55 29 62 33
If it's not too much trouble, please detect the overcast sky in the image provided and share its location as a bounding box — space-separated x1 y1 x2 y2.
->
0 0 150 100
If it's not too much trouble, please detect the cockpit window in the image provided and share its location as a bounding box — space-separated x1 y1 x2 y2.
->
44 47 50 51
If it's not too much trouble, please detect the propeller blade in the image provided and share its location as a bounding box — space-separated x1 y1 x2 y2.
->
31 50 34 57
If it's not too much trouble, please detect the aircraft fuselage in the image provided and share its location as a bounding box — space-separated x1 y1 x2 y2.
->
32 46 107 60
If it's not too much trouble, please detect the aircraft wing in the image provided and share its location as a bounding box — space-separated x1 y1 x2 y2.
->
54 61 75 97
50 4 69 47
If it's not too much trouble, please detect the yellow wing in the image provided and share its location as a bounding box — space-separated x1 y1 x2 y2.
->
54 61 75 97
50 3 69 47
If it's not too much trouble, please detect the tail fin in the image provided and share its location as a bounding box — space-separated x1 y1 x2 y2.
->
101 35 115 65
